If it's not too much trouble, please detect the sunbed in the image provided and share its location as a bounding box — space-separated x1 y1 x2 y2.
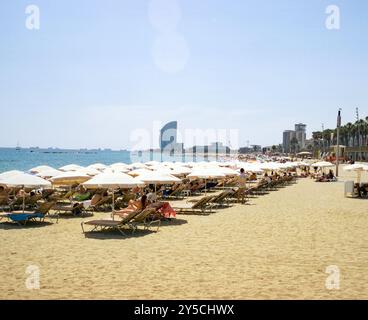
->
173 196 214 215
53 202 87 217
164 185 186 200
81 209 143 236
0 201 56 226
210 190 234 207
128 208 161 233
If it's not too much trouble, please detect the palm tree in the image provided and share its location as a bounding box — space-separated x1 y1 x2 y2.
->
290 137 299 154
345 122 353 147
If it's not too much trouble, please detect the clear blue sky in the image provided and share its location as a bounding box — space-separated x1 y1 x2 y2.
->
0 0 367 150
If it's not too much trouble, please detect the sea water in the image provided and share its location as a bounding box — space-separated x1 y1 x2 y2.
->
0 148 218 173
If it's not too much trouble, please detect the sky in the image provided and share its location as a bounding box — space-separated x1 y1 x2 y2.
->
0 0 367 150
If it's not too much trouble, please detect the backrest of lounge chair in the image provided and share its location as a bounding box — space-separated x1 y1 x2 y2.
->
37 201 56 214
120 209 142 224
133 208 156 223
192 196 212 209
171 185 185 195
211 191 229 202
91 196 111 208
0 196 9 206
233 187 245 196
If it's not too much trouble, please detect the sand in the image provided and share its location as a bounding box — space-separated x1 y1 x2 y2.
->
1 167 368 299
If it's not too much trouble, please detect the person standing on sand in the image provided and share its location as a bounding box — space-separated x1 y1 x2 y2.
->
236 168 247 204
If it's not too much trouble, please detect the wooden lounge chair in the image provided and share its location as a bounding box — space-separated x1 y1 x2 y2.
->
210 190 234 207
88 195 112 212
53 202 86 217
128 208 161 233
173 196 214 215
164 185 186 200
81 209 142 236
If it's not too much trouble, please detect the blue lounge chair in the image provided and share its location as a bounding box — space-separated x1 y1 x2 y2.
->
7 212 45 225
0 201 56 226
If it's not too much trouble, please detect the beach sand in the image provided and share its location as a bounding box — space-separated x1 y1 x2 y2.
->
1 168 368 299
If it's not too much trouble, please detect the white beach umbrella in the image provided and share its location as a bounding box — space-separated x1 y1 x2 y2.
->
188 168 225 194
110 163 129 172
169 166 192 176
145 161 160 166
297 161 311 167
59 164 85 172
242 164 264 174
343 163 368 183
0 173 52 212
0 172 51 188
0 170 24 180
259 162 281 171
50 171 91 186
137 171 181 184
82 172 145 215
29 165 56 174
311 161 334 168
128 168 153 177
127 162 148 170
79 167 101 176
188 168 225 179
82 171 144 189
219 167 240 176
137 171 181 194
161 161 173 167
87 163 107 171
36 168 63 178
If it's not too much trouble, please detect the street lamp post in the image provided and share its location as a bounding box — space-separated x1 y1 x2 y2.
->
336 109 342 177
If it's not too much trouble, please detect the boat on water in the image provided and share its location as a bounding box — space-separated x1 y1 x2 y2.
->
15 142 21 150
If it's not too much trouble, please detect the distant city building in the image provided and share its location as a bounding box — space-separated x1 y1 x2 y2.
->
283 130 296 153
186 142 230 154
238 145 262 154
295 123 307 149
282 123 307 153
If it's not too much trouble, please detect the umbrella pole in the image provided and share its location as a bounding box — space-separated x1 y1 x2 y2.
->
23 193 25 213
112 190 115 220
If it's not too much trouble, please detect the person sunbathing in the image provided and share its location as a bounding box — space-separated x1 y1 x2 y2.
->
113 195 147 219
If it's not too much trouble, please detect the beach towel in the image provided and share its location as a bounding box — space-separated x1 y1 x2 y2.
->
158 202 176 218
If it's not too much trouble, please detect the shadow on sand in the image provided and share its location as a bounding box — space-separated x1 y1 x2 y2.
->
82 228 156 240
0 220 54 230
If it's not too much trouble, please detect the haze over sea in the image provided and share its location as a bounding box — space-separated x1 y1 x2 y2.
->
0 148 218 173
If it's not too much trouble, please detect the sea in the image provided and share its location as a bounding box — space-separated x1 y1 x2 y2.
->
0 148 222 173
